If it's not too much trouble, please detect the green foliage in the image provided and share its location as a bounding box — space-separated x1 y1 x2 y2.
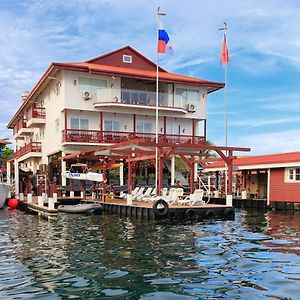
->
1 147 13 159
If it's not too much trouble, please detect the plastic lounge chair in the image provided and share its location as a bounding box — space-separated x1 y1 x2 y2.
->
132 187 145 200
144 187 167 203
178 189 205 206
121 187 140 199
163 188 178 205
137 187 153 200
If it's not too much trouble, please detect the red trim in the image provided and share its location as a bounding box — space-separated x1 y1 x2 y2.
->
14 142 42 159
133 114 136 135
192 119 196 143
163 116 166 137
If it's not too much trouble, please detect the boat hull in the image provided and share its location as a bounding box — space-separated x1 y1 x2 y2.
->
0 183 11 209
58 203 102 214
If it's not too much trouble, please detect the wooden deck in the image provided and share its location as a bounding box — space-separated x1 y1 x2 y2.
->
18 195 235 221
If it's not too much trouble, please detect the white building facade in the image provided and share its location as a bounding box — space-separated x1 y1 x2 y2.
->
8 46 224 195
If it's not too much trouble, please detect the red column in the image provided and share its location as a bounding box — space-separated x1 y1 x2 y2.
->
163 116 167 142
192 119 196 143
158 155 163 195
190 156 195 193
227 150 233 195
133 114 136 137
242 170 247 190
100 111 103 141
64 109 67 142
128 160 132 194
102 170 107 200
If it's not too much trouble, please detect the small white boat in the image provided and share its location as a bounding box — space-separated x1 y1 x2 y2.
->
0 182 11 209
58 203 102 214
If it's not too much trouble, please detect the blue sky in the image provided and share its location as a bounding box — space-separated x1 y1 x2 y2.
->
1 0 300 154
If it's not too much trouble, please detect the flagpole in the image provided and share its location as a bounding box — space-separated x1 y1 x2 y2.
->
219 22 228 197
155 7 160 196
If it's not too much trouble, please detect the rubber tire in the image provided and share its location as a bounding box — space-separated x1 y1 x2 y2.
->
205 210 215 219
223 207 235 218
152 199 169 217
186 208 196 220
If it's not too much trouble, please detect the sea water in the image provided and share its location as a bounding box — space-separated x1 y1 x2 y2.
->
1 208 300 299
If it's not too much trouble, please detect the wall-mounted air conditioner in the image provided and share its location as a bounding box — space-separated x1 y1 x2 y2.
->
82 91 92 101
187 103 196 112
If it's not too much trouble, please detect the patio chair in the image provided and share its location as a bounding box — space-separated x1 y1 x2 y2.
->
137 187 153 200
178 189 205 206
163 188 178 205
121 187 140 199
132 187 145 200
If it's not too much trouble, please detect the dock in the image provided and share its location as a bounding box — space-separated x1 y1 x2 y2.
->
17 195 234 221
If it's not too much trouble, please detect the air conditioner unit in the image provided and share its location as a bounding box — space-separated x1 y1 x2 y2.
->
82 91 92 101
187 103 196 112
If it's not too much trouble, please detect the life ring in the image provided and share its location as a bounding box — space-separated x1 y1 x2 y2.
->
186 208 196 220
205 210 215 219
152 199 169 217
223 208 235 218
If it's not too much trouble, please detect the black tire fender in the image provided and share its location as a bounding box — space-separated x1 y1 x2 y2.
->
186 208 196 220
205 210 215 219
223 207 235 218
152 199 169 217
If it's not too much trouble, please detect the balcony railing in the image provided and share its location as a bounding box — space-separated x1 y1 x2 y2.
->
14 142 42 159
26 107 46 120
13 119 27 135
62 129 205 145
93 88 186 110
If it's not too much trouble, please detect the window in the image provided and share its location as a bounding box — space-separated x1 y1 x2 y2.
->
123 55 132 63
55 118 60 133
70 118 89 130
136 122 152 133
175 88 199 108
104 120 120 131
79 77 107 92
285 168 300 182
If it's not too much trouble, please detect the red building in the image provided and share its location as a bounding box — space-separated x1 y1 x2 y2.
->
204 151 300 206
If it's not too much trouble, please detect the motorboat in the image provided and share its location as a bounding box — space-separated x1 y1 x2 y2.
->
57 203 102 214
0 182 11 208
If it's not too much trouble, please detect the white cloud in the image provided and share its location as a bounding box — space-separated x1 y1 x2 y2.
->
235 129 300 155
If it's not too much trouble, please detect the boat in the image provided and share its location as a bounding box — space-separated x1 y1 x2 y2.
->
57 203 102 214
0 182 11 208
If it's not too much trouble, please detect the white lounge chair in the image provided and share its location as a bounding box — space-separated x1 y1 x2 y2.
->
178 189 205 206
163 188 178 205
143 187 166 202
132 187 145 200
137 187 153 200
121 187 140 199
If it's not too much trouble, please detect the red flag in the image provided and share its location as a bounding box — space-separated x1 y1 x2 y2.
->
220 34 229 65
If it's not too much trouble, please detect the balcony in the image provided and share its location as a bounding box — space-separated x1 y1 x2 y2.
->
14 142 42 161
13 119 33 139
26 107 46 128
62 129 205 145
93 88 188 116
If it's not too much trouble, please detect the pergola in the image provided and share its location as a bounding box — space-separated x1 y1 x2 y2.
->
61 139 250 202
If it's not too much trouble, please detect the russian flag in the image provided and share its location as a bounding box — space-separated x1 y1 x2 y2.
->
157 21 172 53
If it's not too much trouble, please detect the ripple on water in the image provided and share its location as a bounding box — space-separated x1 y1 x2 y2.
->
1 209 300 299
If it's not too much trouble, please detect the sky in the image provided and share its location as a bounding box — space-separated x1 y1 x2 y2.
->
0 0 300 155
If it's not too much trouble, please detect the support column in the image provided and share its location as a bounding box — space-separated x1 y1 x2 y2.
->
226 150 233 206
119 163 124 186
194 160 198 181
158 156 163 195
61 159 66 186
171 156 175 186
100 111 103 141
128 160 132 194
163 116 167 142
133 114 136 136
14 159 19 198
6 161 11 185
192 119 196 143
64 109 67 142
190 156 195 194
267 168 270 206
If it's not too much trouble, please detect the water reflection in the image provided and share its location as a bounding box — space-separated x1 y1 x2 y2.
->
1 208 300 299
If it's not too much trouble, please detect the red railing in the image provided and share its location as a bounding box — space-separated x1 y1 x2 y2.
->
13 119 27 135
14 142 42 159
27 107 46 120
62 130 205 145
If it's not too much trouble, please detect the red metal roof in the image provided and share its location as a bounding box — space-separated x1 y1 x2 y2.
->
205 151 300 169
